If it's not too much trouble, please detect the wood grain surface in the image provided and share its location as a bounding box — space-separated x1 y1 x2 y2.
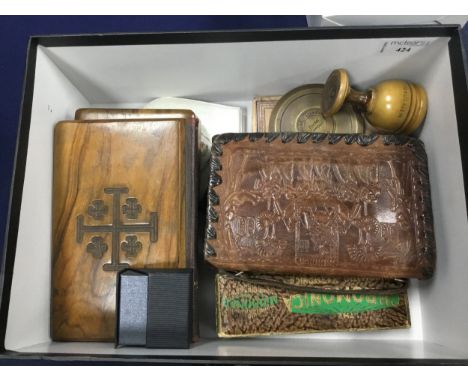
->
76 108 209 197
251 96 280 132
52 119 192 341
75 108 196 125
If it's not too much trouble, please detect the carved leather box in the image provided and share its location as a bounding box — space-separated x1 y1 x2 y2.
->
52 118 198 341
216 272 410 337
205 133 435 280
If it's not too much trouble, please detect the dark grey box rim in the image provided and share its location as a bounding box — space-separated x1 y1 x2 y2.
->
1 25 468 365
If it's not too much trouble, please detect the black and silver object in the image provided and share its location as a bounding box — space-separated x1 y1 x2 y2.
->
116 268 193 349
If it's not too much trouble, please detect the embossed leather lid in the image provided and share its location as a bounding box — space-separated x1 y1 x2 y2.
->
205 133 435 280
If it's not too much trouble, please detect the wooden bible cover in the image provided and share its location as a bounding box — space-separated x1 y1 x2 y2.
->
52 118 197 341
75 108 210 195
205 133 435 280
75 108 197 125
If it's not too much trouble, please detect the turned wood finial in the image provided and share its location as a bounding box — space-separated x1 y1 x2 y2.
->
322 69 428 135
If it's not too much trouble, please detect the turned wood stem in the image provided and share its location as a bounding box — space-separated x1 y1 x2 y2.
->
347 89 371 107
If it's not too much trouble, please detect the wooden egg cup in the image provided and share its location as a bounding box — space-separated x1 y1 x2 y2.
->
321 69 428 135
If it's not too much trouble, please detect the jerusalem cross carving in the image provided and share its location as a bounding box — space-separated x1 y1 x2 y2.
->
76 187 157 272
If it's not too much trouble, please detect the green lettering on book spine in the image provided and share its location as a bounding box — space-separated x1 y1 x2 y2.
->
222 294 279 311
283 293 400 315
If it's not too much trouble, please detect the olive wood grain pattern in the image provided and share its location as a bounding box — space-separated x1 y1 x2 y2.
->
75 108 197 125
75 108 209 197
52 118 196 341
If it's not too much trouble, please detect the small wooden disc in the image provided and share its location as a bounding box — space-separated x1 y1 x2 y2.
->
321 69 350 118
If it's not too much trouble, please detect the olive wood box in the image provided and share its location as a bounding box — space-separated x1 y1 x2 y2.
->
1 26 468 365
